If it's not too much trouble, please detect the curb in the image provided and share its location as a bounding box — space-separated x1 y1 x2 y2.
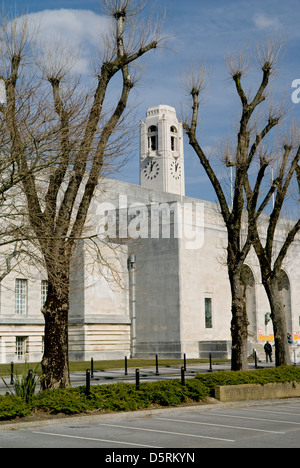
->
1 397 300 431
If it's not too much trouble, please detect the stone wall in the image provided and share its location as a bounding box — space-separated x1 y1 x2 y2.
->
215 381 300 402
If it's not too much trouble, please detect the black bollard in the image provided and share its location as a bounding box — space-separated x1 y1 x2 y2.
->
136 368 140 390
209 353 213 372
155 354 159 375
125 356 128 375
86 369 91 397
254 350 258 369
183 353 186 371
27 369 33 382
91 358 94 379
181 366 185 386
10 362 14 385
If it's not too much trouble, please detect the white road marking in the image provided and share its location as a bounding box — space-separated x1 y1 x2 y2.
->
275 405 300 411
156 417 286 434
33 431 161 448
208 413 300 426
247 408 300 417
96 423 235 443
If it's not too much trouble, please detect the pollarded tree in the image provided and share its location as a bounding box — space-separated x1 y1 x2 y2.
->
0 130 26 281
244 134 300 366
1 1 162 389
182 38 288 371
0 79 48 281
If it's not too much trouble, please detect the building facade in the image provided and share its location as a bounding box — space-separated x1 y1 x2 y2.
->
0 105 299 364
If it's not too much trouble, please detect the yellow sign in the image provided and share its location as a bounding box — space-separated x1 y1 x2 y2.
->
258 334 274 342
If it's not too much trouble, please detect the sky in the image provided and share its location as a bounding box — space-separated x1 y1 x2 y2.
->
11 0 300 203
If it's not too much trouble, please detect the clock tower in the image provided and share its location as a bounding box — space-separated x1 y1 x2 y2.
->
140 105 185 196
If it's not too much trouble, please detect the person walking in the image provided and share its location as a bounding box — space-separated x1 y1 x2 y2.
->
264 341 273 363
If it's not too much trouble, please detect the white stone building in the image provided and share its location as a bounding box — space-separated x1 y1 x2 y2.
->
0 104 299 364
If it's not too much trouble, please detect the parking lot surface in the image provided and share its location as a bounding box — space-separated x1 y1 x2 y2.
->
1 399 300 450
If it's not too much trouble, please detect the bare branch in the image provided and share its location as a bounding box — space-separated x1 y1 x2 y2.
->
256 33 286 75
0 0 163 388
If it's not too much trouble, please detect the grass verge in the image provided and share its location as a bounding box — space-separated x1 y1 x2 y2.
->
0 358 224 377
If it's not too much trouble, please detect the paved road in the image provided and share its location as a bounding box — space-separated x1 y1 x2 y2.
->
0 362 226 394
1 399 300 449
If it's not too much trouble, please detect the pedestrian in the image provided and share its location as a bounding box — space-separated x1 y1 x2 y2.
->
264 341 272 363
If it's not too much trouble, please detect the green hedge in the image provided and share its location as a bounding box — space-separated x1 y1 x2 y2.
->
1 366 300 422
195 366 300 396
0 395 32 421
33 379 210 415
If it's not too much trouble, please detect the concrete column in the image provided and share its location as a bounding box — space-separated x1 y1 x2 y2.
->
128 255 136 358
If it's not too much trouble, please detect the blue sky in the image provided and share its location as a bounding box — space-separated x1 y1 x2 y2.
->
13 0 300 202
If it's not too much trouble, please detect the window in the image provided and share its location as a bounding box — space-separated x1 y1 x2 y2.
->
41 280 48 308
15 279 27 315
205 297 213 329
16 337 27 361
148 125 158 151
170 126 177 152
150 136 157 151
171 136 176 151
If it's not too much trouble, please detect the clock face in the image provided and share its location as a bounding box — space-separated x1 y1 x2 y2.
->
170 160 181 180
142 160 160 180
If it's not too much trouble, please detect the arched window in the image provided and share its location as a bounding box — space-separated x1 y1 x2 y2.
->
149 125 158 133
148 126 158 151
170 126 177 152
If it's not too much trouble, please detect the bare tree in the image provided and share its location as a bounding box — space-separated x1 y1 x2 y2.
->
0 75 40 280
1 1 162 389
244 134 300 366
182 37 287 371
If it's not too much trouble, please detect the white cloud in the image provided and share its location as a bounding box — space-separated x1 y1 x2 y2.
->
253 13 281 30
19 9 112 74
30 9 109 44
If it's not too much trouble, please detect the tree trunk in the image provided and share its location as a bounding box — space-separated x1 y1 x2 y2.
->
264 279 291 366
41 274 71 389
229 271 249 371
